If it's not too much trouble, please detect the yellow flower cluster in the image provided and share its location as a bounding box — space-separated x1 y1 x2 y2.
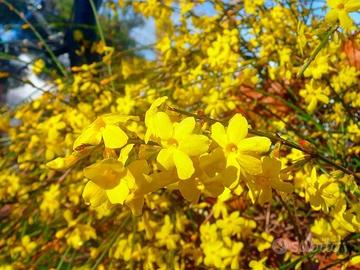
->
1 0 360 269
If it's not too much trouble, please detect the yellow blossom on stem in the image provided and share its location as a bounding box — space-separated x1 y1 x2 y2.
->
73 114 137 150
149 113 210 180
211 114 271 185
247 157 294 205
305 168 340 212
176 148 233 203
300 80 330 112
82 158 130 206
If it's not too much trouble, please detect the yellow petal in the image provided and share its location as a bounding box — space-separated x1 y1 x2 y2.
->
272 179 294 194
173 149 195 179
325 9 338 23
149 96 168 110
262 157 281 176
227 114 248 145
157 148 175 170
327 0 338 9
311 167 317 183
128 159 150 177
73 124 102 150
118 144 134 164
83 159 125 189
146 171 177 193
199 147 226 176
102 113 138 125
102 125 128 149
307 97 317 112
211 122 227 148
346 1 360 12
154 112 173 140
145 96 168 127
317 94 329 104
258 187 272 205
225 152 241 187
106 180 130 204
126 160 150 190
178 179 201 203
178 134 209 156
82 181 108 207
237 154 263 175
46 155 78 170
204 176 225 197
339 10 353 30
126 195 145 216
237 136 271 153
173 117 195 140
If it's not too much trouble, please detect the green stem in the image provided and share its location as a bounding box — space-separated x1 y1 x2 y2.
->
88 0 116 93
56 247 71 270
297 24 338 78
90 215 131 270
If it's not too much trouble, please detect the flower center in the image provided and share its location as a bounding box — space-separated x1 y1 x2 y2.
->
337 3 345 9
167 138 178 147
226 143 238 152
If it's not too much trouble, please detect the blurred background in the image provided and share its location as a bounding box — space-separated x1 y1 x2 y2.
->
0 0 152 106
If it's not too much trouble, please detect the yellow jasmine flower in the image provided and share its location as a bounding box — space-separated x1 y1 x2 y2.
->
256 232 274 252
244 0 264 14
32 59 45 75
305 168 340 212
311 218 339 243
126 169 176 215
326 0 360 30
155 215 180 250
40 184 60 216
83 158 132 205
177 148 234 203
300 80 330 112
73 113 137 150
12 236 37 258
303 54 330 79
55 210 97 249
152 115 210 179
211 114 271 184
331 198 356 234
144 96 168 143
247 157 294 205
249 257 269 270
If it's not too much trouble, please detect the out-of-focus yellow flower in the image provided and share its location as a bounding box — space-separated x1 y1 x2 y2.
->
40 184 60 216
32 59 45 74
304 54 330 79
256 232 274 252
249 257 269 270
155 215 180 250
247 157 293 205
305 168 340 212
244 0 264 14
300 80 330 112
11 236 37 258
325 0 360 30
